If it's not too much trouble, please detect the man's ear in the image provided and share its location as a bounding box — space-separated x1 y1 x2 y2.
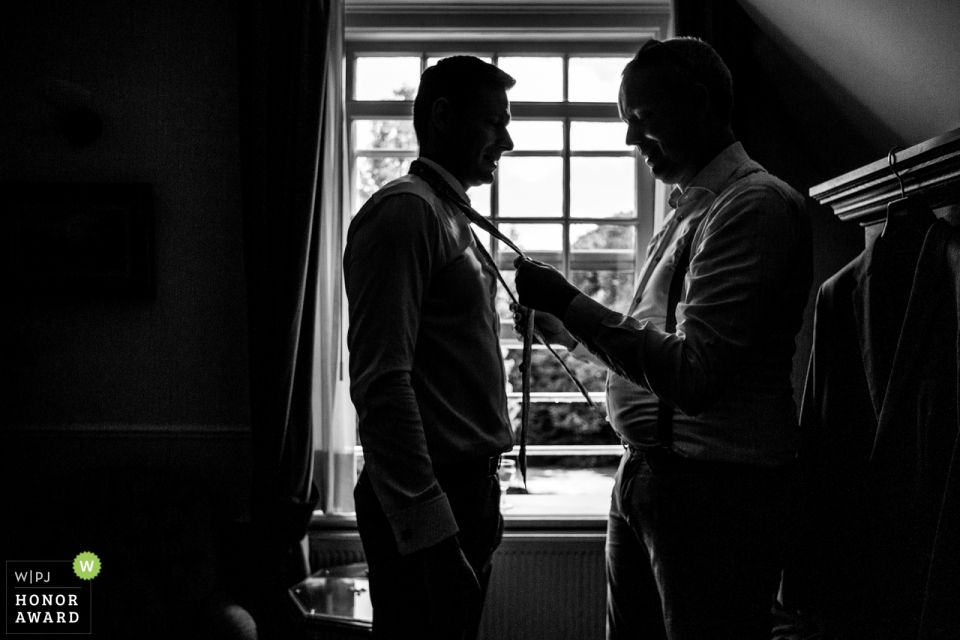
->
688 82 711 121
430 97 454 134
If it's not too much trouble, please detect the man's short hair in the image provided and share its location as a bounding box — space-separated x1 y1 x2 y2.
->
413 56 516 144
623 37 734 121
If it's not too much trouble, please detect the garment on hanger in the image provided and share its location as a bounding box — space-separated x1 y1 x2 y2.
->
917 231 960 639
788 206 960 639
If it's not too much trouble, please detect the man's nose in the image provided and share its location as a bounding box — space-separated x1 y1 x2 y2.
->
501 128 514 151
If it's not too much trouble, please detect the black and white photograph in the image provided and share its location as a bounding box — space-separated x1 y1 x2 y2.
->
3 1 958 639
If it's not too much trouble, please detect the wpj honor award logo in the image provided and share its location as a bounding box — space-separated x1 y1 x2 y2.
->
6 552 99 634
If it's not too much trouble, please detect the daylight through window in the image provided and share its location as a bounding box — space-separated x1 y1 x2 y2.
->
346 42 663 517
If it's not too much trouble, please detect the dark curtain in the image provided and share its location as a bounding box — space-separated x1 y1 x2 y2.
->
237 0 342 636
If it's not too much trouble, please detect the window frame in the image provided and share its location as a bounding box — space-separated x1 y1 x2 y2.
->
346 43 657 329
330 1 672 521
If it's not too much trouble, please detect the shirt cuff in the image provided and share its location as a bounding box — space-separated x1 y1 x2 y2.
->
388 492 459 556
563 293 611 342
569 341 593 361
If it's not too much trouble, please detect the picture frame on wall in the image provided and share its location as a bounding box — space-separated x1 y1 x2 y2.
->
0 182 154 298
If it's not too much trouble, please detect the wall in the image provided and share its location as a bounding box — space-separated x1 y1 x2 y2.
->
1 0 250 517
707 0 960 404
740 0 960 149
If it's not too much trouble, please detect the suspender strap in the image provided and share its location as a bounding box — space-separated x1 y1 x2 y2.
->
656 237 693 450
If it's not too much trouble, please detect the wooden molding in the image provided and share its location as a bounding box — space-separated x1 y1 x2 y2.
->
809 127 960 226
345 1 671 43
345 1 671 13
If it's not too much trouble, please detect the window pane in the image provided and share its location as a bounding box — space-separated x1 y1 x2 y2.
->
495 269 517 322
473 227 491 253
354 156 413 212
570 157 635 218
509 121 563 151
498 157 563 217
568 57 631 103
506 349 608 394
497 57 563 102
354 120 417 151
503 349 616 441
498 223 562 252
427 56 492 67
570 269 635 313
469 183 492 217
501 348 618 502
570 224 637 277
355 57 420 101
570 121 627 151
571 224 635 252
494 225 560 320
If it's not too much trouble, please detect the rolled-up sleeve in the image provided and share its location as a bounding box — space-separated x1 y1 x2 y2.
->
344 194 458 555
563 185 801 416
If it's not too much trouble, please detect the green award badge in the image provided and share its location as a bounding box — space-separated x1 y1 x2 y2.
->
73 552 101 580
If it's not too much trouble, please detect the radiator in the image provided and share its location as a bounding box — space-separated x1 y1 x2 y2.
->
479 533 606 640
310 529 607 640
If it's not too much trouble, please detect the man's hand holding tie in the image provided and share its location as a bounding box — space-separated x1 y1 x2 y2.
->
514 256 581 319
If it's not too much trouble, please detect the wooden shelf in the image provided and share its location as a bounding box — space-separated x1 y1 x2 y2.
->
809 127 960 226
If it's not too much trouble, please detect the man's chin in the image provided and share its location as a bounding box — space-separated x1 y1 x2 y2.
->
649 164 679 185
465 171 496 189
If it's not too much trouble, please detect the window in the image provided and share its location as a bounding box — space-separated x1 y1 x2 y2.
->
338 2 672 520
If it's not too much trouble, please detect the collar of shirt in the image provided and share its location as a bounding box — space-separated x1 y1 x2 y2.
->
668 141 751 209
416 157 471 205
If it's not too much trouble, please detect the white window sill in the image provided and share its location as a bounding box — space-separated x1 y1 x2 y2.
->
313 492 609 532
500 492 608 521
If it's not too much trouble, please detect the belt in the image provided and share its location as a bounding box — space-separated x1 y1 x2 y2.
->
623 443 699 473
638 445 700 473
624 442 794 476
433 455 501 484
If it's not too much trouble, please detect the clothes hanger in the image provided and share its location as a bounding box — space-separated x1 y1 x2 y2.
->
881 147 935 238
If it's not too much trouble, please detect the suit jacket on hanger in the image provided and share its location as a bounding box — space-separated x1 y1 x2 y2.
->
790 211 960 639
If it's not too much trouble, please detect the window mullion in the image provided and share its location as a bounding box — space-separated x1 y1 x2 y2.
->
491 51 500 263
635 152 653 275
355 149 418 159
347 102 415 118
562 118 571 280
561 53 572 280
562 52 570 103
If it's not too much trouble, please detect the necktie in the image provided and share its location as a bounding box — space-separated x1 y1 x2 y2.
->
408 160 595 486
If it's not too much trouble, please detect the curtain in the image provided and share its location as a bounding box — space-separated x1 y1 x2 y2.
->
312 0 353 517
237 0 343 637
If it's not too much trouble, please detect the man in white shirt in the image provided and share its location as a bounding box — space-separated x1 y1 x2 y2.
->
516 38 812 639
